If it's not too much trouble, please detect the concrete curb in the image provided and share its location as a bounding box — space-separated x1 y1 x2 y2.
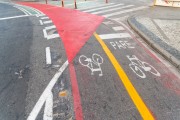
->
127 17 180 72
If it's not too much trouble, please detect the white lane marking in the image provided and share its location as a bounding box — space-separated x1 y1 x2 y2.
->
36 14 45 17
13 6 28 15
114 20 135 35
0 15 30 21
26 6 44 15
112 26 125 31
103 21 114 25
39 20 43 25
46 47 52 65
99 33 131 39
39 20 52 25
15 6 32 15
43 92 53 120
112 15 130 22
92 5 134 14
78 3 114 10
43 20 52 24
41 17 49 19
103 6 148 17
15 5 44 15
43 25 60 40
83 4 124 12
27 61 69 120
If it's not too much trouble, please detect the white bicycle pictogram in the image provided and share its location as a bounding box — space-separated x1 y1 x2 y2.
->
79 53 103 76
126 55 161 78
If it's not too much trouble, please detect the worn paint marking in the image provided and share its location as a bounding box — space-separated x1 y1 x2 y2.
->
94 32 154 120
27 61 69 120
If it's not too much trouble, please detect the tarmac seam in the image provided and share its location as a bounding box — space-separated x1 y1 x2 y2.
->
127 17 180 71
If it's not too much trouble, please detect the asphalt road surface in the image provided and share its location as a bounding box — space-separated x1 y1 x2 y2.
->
0 2 32 119
0 1 180 120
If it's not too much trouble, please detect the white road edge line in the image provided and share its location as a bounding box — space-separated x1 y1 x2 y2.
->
13 6 28 15
99 33 131 39
15 6 32 15
27 60 69 120
0 15 31 21
26 6 44 15
46 47 52 65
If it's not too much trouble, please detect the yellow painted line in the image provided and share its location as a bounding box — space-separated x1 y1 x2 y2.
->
94 32 154 120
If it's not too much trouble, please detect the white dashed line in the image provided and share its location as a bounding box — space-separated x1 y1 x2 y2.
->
43 20 52 24
112 26 125 31
46 47 52 65
39 20 43 25
41 17 49 19
43 25 59 40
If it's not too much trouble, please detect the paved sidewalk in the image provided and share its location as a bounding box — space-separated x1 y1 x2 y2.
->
128 7 180 70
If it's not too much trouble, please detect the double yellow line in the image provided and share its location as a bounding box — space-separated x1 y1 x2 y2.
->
94 32 154 120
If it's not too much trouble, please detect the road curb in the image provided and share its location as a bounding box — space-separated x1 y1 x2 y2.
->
127 17 180 72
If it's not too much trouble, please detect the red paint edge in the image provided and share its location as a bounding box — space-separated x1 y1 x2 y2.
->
69 63 83 120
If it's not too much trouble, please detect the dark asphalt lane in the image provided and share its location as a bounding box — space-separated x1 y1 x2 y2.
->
72 19 180 119
0 3 25 18
0 3 33 120
74 35 141 120
0 3 69 120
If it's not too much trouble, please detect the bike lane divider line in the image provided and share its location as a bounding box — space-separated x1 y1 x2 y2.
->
69 63 84 120
94 32 155 120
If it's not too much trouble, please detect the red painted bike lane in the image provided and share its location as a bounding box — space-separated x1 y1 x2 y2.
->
18 2 104 62
17 2 104 120
17 2 180 120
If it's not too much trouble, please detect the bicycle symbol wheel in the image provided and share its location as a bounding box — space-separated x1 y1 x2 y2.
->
142 62 161 77
79 55 89 67
129 64 146 78
92 53 103 65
